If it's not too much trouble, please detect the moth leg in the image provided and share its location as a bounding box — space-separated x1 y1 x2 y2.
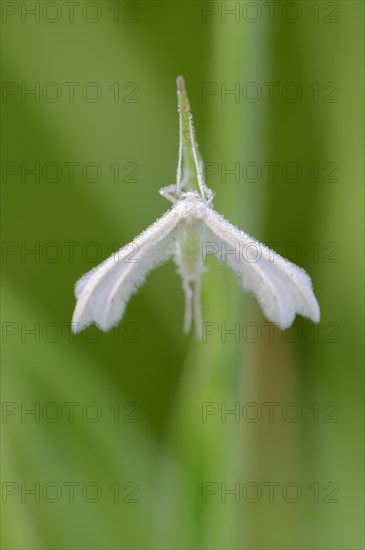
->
193 276 203 340
182 278 193 334
159 184 178 204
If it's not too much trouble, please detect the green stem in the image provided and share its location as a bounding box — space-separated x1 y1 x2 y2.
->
176 76 203 195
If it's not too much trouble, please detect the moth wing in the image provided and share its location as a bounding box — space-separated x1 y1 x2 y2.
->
202 206 320 328
72 203 184 332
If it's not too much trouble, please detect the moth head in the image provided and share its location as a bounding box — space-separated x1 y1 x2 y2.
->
180 188 214 204
179 192 208 222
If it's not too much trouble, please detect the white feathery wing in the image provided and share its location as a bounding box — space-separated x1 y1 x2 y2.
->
72 203 184 332
202 204 320 328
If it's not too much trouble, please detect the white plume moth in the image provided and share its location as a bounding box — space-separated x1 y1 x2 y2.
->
72 77 320 339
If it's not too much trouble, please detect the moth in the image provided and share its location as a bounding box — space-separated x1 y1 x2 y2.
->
72 77 320 339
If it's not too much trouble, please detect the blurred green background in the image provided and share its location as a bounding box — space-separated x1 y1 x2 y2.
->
1 1 364 548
